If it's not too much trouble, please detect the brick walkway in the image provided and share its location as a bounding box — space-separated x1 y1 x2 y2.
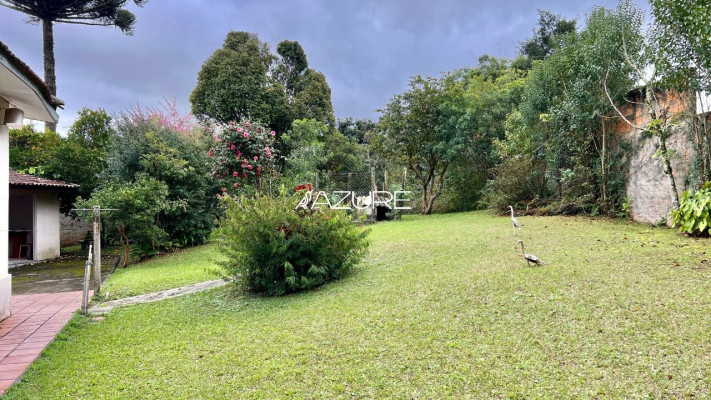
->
0 291 85 394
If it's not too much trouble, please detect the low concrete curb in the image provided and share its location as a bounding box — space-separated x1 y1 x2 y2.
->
88 279 229 315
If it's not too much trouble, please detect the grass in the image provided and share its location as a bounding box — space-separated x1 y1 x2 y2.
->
99 244 225 300
3 212 711 398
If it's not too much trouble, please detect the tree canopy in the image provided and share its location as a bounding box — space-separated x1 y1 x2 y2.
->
190 31 335 134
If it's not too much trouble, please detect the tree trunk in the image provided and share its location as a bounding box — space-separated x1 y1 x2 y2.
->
601 117 607 205
658 136 680 210
42 19 57 132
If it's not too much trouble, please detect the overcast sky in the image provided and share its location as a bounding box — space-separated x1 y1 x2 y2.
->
0 0 648 133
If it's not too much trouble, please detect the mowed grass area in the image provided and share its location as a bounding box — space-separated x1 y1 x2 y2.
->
4 212 711 399
100 244 225 300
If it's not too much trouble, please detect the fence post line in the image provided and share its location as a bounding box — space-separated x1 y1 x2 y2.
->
92 205 102 292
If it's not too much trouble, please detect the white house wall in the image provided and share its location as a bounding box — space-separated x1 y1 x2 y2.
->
33 192 59 260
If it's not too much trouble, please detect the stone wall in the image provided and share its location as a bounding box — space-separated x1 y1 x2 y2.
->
60 214 92 247
613 89 698 224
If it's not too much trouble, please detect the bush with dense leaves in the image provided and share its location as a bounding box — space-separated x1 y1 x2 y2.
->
671 182 711 236
216 193 370 295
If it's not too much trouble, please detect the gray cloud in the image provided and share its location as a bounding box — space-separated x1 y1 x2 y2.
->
0 0 646 133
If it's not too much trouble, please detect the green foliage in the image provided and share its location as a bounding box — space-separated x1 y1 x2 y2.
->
101 115 219 247
651 0 711 93
76 175 170 265
190 31 335 134
671 182 711 235
519 9 577 60
0 1 147 33
216 193 370 296
9 125 61 173
337 117 377 144
518 1 645 213
47 108 115 202
375 75 467 214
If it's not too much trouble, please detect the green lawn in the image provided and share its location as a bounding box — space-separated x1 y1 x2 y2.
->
100 244 225 300
4 212 711 398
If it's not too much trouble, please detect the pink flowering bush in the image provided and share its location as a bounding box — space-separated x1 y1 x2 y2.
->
208 120 278 194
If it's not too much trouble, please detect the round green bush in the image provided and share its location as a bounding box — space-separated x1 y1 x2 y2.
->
216 193 370 295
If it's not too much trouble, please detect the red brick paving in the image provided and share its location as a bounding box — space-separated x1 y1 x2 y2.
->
0 291 85 394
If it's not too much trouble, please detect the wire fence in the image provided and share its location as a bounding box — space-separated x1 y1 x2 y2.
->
315 168 409 196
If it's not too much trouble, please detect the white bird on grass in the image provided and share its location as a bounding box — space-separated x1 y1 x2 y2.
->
508 205 521 235
517 240 546 267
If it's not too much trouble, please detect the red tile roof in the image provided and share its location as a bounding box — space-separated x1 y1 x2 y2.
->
9 169 78 189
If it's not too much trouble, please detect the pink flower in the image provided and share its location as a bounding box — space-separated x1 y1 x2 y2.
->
221 187 227 192
230 144 236 150
265 146 270 151
270 130 276 136
247 165 253 170
243 132 249 138
233 182 239 188
233 171 238 176
214 136 221 142
253 156 258 161
237 126 243 132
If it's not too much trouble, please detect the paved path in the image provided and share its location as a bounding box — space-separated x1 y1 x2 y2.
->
0 291 86 393
88 279 229 315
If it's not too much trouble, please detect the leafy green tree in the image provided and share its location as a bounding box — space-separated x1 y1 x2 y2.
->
519 1 644 211
9 125 61 174
337 117 377 144
76 175 170 266
440 58 528 212
519 10 577 60
651 0 711 181
45 108 115 201
101 116 219 247
0 0 147 130
651 0 711 93
375 75 466 214
281 119 327 185
276 40 308 95
191 31 335 134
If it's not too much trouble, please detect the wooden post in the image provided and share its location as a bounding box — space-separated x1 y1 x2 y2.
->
384 169 389 191
92 205 101 292
81 244 92 315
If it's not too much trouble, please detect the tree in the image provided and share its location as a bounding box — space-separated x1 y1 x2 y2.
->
519 1 644 212
650 0 711 180
45 108 115 202
337 117 377 144
101 115 220 247
651 0 711 93
375 75 466 214
76 175 170 267
519 10 577 60
0 0 147 130
191 31 335 134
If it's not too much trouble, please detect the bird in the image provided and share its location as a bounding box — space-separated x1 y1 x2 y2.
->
509 205 521 235
517 240 546 267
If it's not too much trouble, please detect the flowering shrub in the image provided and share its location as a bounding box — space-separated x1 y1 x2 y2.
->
209 120 277 194
216 192 370 296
